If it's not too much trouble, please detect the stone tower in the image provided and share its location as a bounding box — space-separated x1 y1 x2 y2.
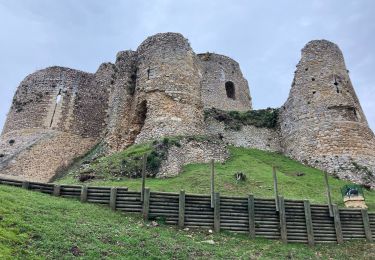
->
134 33 204 143
0 65 113 182
104 33 205 151
2 65 112 138
280 40 375 187
198 53 252 111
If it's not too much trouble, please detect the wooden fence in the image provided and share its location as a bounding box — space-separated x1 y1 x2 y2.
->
0 177 374 245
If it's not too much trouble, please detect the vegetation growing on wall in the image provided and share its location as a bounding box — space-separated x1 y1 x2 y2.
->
58 146 375 211
75 141 161 181
66 136 214 182
204 107 279 130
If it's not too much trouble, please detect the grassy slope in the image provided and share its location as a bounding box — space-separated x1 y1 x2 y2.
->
58 146 375 210
1 185 374 259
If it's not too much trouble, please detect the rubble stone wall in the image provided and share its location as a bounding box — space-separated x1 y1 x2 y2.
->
105 50 138 151
2 33 374 186
279 40 375 187
198 53 252 111
2 66 110 139
158 138 229 178
205 117 281 152
134 33 205 143
0 129 96 182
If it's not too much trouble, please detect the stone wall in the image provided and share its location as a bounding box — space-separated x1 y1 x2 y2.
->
198 53 252 111
0 129 96 182
2 33 374 187
205 117 281 152
279 40 375 188
2 66 111 139
134 33 205 143
157 138 229 178
105 50 138 151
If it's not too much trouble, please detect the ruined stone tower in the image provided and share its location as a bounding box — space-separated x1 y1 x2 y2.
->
105 33 206 151
2 66 110 137
134 33 204 143
198 53 252 111
104 33 252 152
0 65 113 181
1 33 373 187
280 40 375 187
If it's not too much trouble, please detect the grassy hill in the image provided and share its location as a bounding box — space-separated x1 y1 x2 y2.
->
57 145 375 210
1 184 375 259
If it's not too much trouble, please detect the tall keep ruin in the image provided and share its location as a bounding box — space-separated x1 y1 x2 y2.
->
279 40 375 186
0 33 374 187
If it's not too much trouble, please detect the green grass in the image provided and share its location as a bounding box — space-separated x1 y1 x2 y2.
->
58 146 375 211
0 185 374 259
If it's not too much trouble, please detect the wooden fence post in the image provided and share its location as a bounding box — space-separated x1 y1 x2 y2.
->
303 200 315 246
361 209 373 242
80 186 88 202
110 187 118 211
178 190 185 228
211 159 215 208
22 181 29 190
273 166 279 212
141 154 147 202
279 196 287 243
332 204 343 244
53 184 61 196
248 194 256 238
324 172 333 217
214 192 220 233
142 188 150 221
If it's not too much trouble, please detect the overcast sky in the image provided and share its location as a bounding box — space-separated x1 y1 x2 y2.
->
0 0 374 132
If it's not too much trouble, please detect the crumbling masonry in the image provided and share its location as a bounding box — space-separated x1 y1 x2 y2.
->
0 33 374 187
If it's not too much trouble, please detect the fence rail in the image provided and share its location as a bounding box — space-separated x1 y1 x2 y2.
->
0 177 374 244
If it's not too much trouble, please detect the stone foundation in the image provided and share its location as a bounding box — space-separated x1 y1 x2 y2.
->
157 138 229 178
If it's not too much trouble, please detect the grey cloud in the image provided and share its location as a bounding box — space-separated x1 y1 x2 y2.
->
0 0 374 131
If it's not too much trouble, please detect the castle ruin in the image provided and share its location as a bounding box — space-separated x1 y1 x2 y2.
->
0 33 374 187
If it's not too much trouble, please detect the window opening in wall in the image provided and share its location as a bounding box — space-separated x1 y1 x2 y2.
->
138 100 147 125
133 100 148 138
225 81 235 99
334 75 340 93
50 89 62 127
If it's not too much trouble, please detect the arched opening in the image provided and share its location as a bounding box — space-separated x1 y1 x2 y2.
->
225 81 235 99
135 100 147 127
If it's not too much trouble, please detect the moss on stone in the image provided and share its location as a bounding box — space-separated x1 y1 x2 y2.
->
204 107 279 130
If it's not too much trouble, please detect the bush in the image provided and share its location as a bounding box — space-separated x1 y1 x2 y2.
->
204 108 279 130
